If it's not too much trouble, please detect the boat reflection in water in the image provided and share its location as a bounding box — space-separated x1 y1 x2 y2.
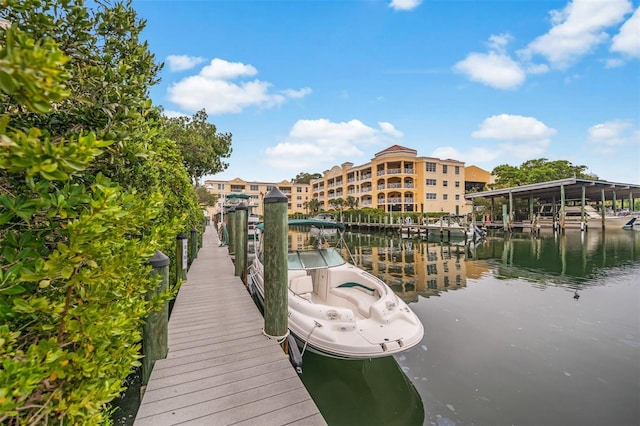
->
341 232 490 303
291 228 639 426
299 351 424 426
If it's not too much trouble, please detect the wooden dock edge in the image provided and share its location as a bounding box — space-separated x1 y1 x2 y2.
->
134 225 326 426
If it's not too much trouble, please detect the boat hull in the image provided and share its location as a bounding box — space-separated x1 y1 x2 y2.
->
249 257 424 360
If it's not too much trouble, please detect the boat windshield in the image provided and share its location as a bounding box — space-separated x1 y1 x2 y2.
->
288 248 346 269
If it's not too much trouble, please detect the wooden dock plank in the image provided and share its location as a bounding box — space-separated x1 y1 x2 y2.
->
136 377 306 425
134 226 325 425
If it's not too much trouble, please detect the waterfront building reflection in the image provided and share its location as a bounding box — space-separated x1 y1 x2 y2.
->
342 232 491 303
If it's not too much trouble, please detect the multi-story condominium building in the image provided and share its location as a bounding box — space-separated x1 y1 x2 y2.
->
311 144 470 215
204 145 490 218
203 178 311 217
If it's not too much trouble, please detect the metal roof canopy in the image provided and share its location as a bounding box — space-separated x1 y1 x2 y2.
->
464 178 640 204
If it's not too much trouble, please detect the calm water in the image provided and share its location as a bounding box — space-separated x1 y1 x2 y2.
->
298 228 640 426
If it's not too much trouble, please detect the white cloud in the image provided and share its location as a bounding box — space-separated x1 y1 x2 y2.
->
611 6 640 58
378 122 404 138
466 114 556 161
166 55 205 72
264 119 403 172
586 120 640 155
519 0 633 69
454 51 526 89
200 58 257 80
162 110 188 118
281 88 313 99
389 0 422 11
454 34 527 89
472 114 557 141
167 58 311 114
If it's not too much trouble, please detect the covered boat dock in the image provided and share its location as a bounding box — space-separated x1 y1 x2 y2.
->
464 177 640 231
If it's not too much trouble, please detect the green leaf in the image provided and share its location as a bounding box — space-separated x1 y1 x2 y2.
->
0 285 27 295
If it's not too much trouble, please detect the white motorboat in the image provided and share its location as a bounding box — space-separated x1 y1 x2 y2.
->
622 216 640 231
248 219 424 359
538 204 634 228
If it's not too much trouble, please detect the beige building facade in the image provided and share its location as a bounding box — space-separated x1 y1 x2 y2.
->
203 178 311 217
311 145 471 215
204 145 491 218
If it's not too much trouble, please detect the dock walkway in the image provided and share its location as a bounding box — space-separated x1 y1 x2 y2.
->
134 227 325 425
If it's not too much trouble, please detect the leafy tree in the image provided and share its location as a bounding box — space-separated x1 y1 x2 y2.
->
345 195 359 210
196 185 218 207
491 159 589 189
0 1 204 423
308 198 321 215
291 172 322 184
164 109 232 186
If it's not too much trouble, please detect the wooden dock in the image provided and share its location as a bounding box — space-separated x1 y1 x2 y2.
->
134 227 325 425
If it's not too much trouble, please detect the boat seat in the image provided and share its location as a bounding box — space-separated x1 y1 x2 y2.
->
290 275 314 300
330 285 378 318
337 282 376 294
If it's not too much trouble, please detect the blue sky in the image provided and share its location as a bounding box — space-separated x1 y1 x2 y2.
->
132 0 640 184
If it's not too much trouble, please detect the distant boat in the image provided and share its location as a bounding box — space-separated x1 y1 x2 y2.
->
538 204 634 227
312 213 337 222
622 216 640 231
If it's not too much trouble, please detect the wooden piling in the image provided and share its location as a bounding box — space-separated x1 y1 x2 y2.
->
190 227 198 262
235 202 248 285
227 206 236 255
263 188 289 344
176 232 187 281
142 250 169 385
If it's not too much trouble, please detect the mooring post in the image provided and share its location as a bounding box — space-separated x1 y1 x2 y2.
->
581 186 587 232
142 250 170 385
601 189 606 230
190 227 198 263
176 232 187 280
263 187 289 347
560 184 566 233
502 204 508 232
234 202 248 284
227 206 236 255
508 191 514 231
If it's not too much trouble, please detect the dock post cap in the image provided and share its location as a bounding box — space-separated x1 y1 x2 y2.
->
176 232 187 240
149 250 170 268
264 187 288 203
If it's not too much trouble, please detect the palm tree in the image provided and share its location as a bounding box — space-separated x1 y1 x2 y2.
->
309 198 321 215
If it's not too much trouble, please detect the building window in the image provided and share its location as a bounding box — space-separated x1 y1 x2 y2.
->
443 194 448 200
217 183 225 190
455 181 460 188
297 187 302 193
442 165 448 174
426 162 436 172
426 193 437 200
250 185 258 191
443 180 448 187
426 179 437 186
455 194 460 201
455 166 460 175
